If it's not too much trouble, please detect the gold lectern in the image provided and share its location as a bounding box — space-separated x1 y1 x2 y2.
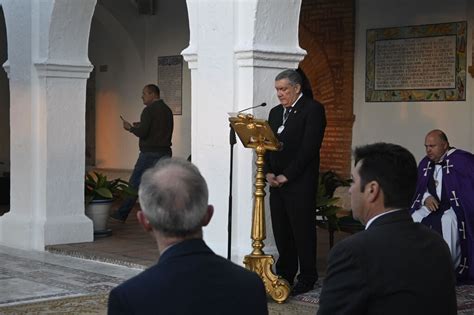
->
229 113 291 303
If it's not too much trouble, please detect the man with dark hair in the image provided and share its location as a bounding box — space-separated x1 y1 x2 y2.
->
264 69 326 296
108 158 268 315
410 129 474 283
318 143 456 315
110 84 173 222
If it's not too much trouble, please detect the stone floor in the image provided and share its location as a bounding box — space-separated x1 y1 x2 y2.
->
1 204 350 314
47 206 159 269
47 206 347 273
0 245 141 308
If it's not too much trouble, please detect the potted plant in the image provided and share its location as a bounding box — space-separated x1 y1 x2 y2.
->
85 171 136 235
315 171 347 231
316 170 364 248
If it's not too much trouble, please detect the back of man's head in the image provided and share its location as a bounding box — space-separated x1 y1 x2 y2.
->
138 158 209 237
354 142 417 209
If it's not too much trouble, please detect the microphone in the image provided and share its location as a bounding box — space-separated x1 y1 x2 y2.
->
238 102 267 113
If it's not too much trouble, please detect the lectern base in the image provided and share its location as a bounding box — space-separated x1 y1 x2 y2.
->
243 254 291 303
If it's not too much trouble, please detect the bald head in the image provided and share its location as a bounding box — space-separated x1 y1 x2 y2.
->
426 129 449 144
424 129 449 162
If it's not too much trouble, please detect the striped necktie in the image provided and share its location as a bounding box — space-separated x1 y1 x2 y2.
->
283 108 290 122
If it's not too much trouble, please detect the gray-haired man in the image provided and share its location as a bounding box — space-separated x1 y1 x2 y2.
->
264 69 326 295
108 158 268 315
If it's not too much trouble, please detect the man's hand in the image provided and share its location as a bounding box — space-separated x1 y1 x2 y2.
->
275 174 288 185
424 195 439 211
123 120 132 131
266 173 280 188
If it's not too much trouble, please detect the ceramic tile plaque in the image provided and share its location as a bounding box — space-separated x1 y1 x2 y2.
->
158 55 183 115
366 21 467 102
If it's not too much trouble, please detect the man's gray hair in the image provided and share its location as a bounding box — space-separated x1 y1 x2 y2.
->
138 158 209 237
275 69 302 87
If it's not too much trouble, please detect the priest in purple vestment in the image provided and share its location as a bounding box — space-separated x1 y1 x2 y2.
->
410 129 474 284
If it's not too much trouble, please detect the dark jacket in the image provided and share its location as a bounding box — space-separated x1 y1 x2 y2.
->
264 94 326 194
108 239 268 315
318 210 457 315
130 99 173 153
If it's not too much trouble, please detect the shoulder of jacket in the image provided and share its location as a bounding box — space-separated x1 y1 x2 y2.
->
333 231 367 252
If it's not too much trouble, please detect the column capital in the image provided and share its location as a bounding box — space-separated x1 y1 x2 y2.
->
34 60 94 79
235 47 306 69
2 60 10 78
181 46 198 70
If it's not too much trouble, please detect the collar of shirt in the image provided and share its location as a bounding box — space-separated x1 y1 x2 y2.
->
365 208 404 230
290 93 303 108
437 152 449 164
439 148 456 163
282 93 302 120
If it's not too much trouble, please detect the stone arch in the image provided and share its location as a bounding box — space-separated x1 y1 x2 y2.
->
299 24 337 106
90 4 142 67
0 1 96 250
87 4 144 168
46 1 96 64
299 23 353 177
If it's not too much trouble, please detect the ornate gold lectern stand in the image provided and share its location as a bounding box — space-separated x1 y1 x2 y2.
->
229 113 291 303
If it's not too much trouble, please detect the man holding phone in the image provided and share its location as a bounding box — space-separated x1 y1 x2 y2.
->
110 84 174 223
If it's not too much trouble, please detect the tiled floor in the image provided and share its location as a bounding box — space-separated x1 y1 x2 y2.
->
47 206 159 269
0 245 141 307
47 205 349 274
1 203 350 313
3 201 474 314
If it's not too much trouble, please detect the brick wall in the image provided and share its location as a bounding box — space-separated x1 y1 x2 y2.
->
299 0 355 179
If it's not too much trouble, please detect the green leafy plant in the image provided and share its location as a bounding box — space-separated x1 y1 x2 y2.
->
85 172 137 206
316 171 350 231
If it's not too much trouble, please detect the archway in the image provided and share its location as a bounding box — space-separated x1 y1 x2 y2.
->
0 0 96 250
88 3 144 170
299 23 354 178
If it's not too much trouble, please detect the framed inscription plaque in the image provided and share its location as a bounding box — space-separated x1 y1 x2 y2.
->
366 21 466 102
158 55 183 114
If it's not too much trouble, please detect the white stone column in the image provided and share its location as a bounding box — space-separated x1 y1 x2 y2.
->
183 0 305 263
0 0 96 250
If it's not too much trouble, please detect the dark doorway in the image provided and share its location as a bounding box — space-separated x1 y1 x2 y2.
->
0 5 9 214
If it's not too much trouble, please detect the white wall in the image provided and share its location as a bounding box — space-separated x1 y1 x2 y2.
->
183 0 305 262
354 0 474 162
89 0 191 170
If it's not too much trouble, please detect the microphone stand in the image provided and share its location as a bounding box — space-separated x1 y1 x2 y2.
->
227 124 237 260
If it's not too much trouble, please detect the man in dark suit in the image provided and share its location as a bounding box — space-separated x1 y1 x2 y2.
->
318 143 457 315
108 158 268 315
264 69 326 296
